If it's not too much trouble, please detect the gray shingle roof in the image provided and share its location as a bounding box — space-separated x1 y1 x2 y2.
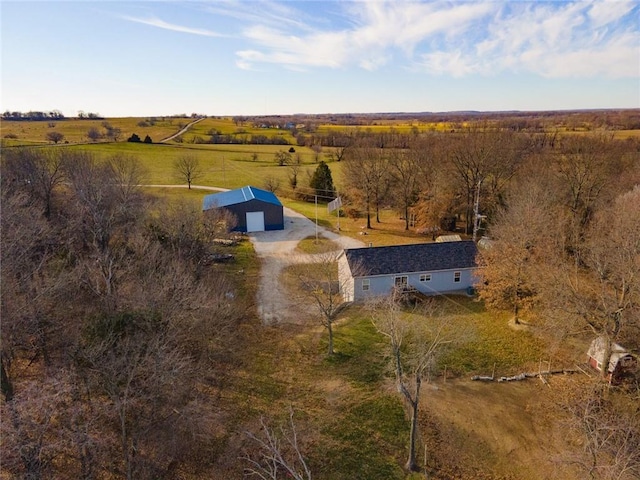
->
344 240 478 276
203 186 282 210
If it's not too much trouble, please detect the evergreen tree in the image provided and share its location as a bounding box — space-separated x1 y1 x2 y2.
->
309 161 335 201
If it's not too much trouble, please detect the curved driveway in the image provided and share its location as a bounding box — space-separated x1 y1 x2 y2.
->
146 185 365 324
250 207 365 325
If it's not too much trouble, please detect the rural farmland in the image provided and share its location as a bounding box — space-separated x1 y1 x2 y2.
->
2 108 639 479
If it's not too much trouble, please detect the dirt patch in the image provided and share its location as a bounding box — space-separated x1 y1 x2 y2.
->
421 377 582 479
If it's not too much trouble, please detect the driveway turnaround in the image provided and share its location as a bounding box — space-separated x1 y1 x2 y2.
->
249 206 364 325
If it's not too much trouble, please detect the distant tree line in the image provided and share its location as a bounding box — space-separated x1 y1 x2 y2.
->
197 130 291 145
238 109 640 131
2 110 66 121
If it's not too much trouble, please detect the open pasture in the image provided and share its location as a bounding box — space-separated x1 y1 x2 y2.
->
58 142 341 192
0 116 184 146
173 117 299 145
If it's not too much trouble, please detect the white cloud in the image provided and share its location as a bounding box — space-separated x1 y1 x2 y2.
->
588 0 637 28
122 15 224 37
234 1 495 70
225 0 639 79
425 1 639 78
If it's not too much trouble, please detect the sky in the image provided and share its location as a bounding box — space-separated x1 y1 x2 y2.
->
1 0 639 117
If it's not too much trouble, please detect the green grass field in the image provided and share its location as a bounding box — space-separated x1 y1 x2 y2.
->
48 141 341 192
0 116 184 146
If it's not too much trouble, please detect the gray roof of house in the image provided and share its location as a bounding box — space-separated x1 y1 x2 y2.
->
203 186 282 210
344 240 478 277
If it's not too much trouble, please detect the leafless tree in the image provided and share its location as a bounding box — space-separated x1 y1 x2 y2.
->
311 144 322 163
561 381 640 480
64 153 146 310
174 153 203 189
288 155 302 191
2 147 66 218
263 176 281 193
0 186 71 395
104 125 122 142
275 150 292 167
243 407 312 480
343 142 391 228
45 131 64 144
450 129 522 234
294 252 352 355
369 294 462 472
326 142 351 163
389 149 420 230
87 126 102 142
76 310 204 479
477 177 558 324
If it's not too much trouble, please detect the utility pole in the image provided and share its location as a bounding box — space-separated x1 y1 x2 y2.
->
315 194 318 243
473 179 482 242
336 189 340 231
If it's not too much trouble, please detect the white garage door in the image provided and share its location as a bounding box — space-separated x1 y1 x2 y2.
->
246 211 265 232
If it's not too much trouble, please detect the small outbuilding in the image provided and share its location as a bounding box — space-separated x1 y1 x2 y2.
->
436 234 462 243
587 337 637 384
203 186 284 233
338 240 478 302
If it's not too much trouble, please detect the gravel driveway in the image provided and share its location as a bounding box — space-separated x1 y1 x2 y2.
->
144 185 364 325
249 207 365 325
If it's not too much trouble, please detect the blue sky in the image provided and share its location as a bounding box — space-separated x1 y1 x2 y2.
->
2 0 639 117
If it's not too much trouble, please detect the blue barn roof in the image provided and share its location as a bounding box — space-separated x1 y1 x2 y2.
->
203 186 282 210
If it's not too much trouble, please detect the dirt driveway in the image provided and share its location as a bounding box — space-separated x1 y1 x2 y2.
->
248 207 365 325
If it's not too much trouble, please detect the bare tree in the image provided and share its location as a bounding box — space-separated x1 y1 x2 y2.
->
311 144 322 163
244 408 312 480
389 149 420 230
2 147 65 218
45 131 64 144
369 294 461 472
0 182 77 395
275 150 292 167
476 177 558 324
104 125 122 142
326 141 351 163
450 129 522 234
288 155 302 191
174 154 203 189
64 153 146 310
87 126 102 142
343 143 391 228
294 252 352 355
77 310 204 479
561 381 640 480
263 176 281 193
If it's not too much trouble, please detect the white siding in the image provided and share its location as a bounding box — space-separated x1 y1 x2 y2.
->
338 253 355 302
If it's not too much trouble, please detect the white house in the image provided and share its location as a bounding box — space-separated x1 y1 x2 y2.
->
338 240 478 302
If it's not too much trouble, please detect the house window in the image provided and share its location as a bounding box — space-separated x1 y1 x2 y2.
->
420 274 431 282
394 276 408 288
454 271 461 283
362 279 370 291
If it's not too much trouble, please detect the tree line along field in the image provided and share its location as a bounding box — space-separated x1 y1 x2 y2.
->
1 110 639 479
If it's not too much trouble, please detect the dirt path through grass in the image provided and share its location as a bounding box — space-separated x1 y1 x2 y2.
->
158 117 205 142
